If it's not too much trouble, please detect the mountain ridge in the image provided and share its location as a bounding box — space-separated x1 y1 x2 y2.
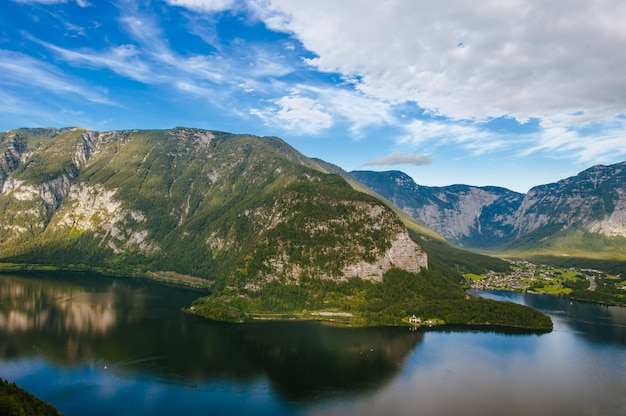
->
0 127 428 285
351 170 524 249
352 162 626 258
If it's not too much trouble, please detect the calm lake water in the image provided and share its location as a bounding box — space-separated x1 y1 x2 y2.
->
1 272 625 416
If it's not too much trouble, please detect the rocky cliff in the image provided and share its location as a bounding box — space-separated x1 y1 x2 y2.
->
351 170 523 248
352 163 626 256
512 162 626 238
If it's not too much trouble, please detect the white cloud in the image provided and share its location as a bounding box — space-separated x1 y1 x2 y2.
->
251 91 332 134
250 83 397 136
399 119 512 156
318 88 395 136
365 152 432 167
165 0 236 13
275 95 332 130
523 117 626 164
11 0 90 5
0 49 111 104
209 0 626 163
250 0 626 126
11 0 66 3
31 3 295 97
39 41 157 83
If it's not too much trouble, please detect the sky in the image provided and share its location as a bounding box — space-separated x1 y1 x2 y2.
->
2 0 626 193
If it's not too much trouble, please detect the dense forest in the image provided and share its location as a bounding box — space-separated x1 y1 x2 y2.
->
0 378 62 416
190 266 553 331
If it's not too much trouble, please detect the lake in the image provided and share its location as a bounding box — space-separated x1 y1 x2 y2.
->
1 272 625 416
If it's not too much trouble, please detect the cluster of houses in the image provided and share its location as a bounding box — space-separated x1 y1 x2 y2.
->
468 261 550 291
408 315 440 328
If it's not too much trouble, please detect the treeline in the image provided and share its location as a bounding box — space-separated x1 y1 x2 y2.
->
528 254 626 275
525 255 626 306
412 231 512 282
570 276 626 306
0 377 62 416
362 268 552 329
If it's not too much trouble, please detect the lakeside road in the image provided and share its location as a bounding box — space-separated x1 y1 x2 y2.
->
587 274 597 291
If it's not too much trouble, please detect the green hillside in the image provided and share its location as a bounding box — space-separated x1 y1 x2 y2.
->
0 377 61 416
500 227 626 261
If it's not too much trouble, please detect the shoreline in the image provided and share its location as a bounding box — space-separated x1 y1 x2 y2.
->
184 307 552 334
0 262 553 332
0 262 213 291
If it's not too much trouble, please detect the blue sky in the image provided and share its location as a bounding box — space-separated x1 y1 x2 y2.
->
2 0 626 193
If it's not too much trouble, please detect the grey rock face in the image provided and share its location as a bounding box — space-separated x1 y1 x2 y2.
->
352 163 626 250
351 170 523 248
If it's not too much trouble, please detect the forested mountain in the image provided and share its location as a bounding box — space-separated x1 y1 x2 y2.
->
0 377 61 416
0 127 426 285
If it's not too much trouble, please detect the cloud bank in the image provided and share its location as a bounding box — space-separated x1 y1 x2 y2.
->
365 152 432 167
251 0 626 124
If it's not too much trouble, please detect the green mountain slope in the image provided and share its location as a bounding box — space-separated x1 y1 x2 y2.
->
0 377 61 416
0 127 551 330
1 129 420 282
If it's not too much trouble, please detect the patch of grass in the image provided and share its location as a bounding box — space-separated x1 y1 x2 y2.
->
33 265 60 271
0 263 25 271
464 273 484 281
535 286 572 295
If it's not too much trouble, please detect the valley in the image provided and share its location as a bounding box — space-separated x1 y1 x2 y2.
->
3 126 625 326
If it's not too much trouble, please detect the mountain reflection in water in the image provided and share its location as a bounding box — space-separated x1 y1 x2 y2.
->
0 272 421 403
2 274 626 415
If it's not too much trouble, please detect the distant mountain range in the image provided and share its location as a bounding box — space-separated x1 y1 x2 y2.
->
352 162 626 257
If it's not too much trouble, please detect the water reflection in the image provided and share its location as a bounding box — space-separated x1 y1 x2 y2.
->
219 323 423 402
0 272 422 403
0 273 149 335
4 274 625 415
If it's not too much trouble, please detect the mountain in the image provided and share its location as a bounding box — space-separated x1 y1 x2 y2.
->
0 127 426 285
509 162 626 257
351 170 524 249
0 127 552 330
352 163 626 258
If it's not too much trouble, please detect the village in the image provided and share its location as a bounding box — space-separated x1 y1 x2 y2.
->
464 260 610 295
